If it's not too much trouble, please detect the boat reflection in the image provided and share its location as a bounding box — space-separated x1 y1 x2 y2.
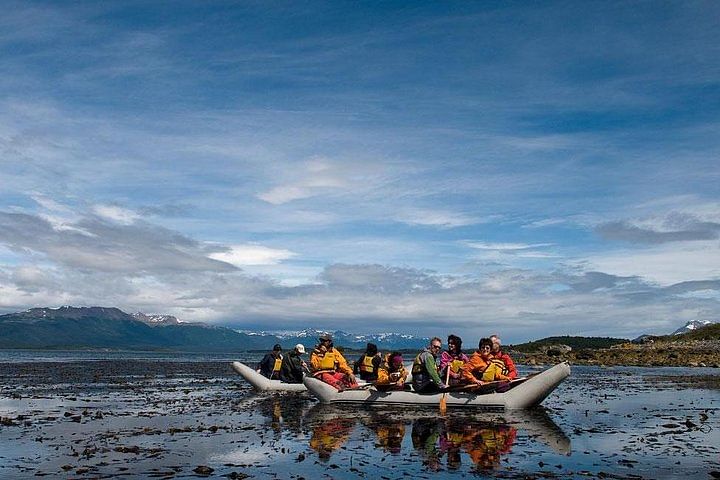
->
303 404 571 469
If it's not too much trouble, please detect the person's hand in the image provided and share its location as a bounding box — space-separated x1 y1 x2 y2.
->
439 382 448 389
318 345 327 353
390 372 401 381
349 374 356 384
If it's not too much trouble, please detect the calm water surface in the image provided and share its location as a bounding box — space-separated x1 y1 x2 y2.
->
0 350 718 479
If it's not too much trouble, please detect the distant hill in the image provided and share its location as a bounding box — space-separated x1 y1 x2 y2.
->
0 307 267 352
663 323 720 342
0 306 429 352
671 320 716 336
510 335 628 353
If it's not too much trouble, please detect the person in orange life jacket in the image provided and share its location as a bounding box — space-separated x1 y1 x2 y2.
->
309 333 358 389
279 343 307 384
489 334 518 379
463 338 511 384
411 337 447 393
439 334 470 386
353 342 382 381
257 343 283 379
376 352 408 391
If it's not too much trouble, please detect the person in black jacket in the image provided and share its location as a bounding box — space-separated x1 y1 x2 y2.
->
257 344 283 379
279 344 307 383
353 342 382 381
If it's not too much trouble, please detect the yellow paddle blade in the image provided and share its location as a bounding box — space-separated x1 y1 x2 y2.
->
439 394 447 415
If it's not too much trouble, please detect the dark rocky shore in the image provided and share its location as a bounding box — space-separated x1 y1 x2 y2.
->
516 339 720 369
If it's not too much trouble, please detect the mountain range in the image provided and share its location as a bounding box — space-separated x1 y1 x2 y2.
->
0 307 429 352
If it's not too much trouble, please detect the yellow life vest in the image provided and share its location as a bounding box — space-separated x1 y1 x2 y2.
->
273 358 282 373
450 359 465 373
359 355 376 373
318 351 337 370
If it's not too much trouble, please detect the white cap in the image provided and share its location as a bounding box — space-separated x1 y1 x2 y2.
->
295 343 306 354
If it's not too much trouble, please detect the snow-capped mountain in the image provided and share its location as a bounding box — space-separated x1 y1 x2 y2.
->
671 320 716 335
132 312 181 326
237 328 429 350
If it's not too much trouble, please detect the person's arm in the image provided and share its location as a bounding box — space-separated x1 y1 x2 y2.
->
424 354 442 384
309 352 322 372
335 351 354 376
373 355 382 375
503 353 518 379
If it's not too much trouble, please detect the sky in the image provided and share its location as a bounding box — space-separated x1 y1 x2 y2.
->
1 1 719 342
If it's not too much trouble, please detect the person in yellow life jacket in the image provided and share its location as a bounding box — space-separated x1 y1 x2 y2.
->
256 343 283 379
376 352 408 391
353 342 382 381
462 338 511 384
310 334 358 390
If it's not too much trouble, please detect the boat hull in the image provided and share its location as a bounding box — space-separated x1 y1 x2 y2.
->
231 361 307 392
303 362 570 409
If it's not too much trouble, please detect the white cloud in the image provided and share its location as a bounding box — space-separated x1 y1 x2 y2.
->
93 205 140 225
207 244 296 266
392 208 483 228
257 157 349 205
466 242 554 251
583 240 720 286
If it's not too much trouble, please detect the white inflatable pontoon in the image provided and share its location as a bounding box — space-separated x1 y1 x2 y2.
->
303 362 570 409
231 361 307 392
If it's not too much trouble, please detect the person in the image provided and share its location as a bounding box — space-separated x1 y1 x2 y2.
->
411 337 447 393
439 334 470 387
309 333 358 389
353 342 382 381
489 334 518 380
257 343 283 379
376 351 408 390
279 343 307 383
463 338 511 384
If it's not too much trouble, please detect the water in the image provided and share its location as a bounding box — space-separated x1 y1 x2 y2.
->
0 350 718 479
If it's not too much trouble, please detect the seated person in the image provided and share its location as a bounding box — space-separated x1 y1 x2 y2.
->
411 337 447 393
376 352 408 390
439 334 470 386
463 338 511 384
489 334 518 380
353 342 382 381
256 343 283 379
309 334 358 390
279 343 307 383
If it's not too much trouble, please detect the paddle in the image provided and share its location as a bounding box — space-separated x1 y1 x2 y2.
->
439 367 451 415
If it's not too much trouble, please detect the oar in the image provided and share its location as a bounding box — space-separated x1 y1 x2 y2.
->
439 368 451 415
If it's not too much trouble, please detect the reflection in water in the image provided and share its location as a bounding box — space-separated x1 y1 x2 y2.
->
309 416 355 461
300 404 570 470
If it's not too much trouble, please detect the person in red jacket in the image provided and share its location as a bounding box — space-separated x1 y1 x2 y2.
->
489 334 517 380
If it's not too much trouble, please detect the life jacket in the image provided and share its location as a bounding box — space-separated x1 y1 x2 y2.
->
272 357 282 373
450 358 465 373
412 350 432 375
359 354 377 373
315 349 338 371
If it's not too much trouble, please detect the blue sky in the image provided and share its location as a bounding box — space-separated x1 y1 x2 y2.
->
1 1 719 342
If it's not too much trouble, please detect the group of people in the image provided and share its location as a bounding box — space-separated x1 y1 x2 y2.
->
256 332 516 393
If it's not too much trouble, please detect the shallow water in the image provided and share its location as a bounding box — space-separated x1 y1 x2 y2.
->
0 352 718 479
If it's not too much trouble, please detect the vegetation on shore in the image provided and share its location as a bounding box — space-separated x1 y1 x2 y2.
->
512 324 720 368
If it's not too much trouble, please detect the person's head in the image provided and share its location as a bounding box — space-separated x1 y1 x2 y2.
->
389 352 403 370
489 334 501 353
447 334 462 354
295 343 306 355
273 344 282 353
318 333 332 348
429 337 442 354
366 342 378 355
479 338 493 355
